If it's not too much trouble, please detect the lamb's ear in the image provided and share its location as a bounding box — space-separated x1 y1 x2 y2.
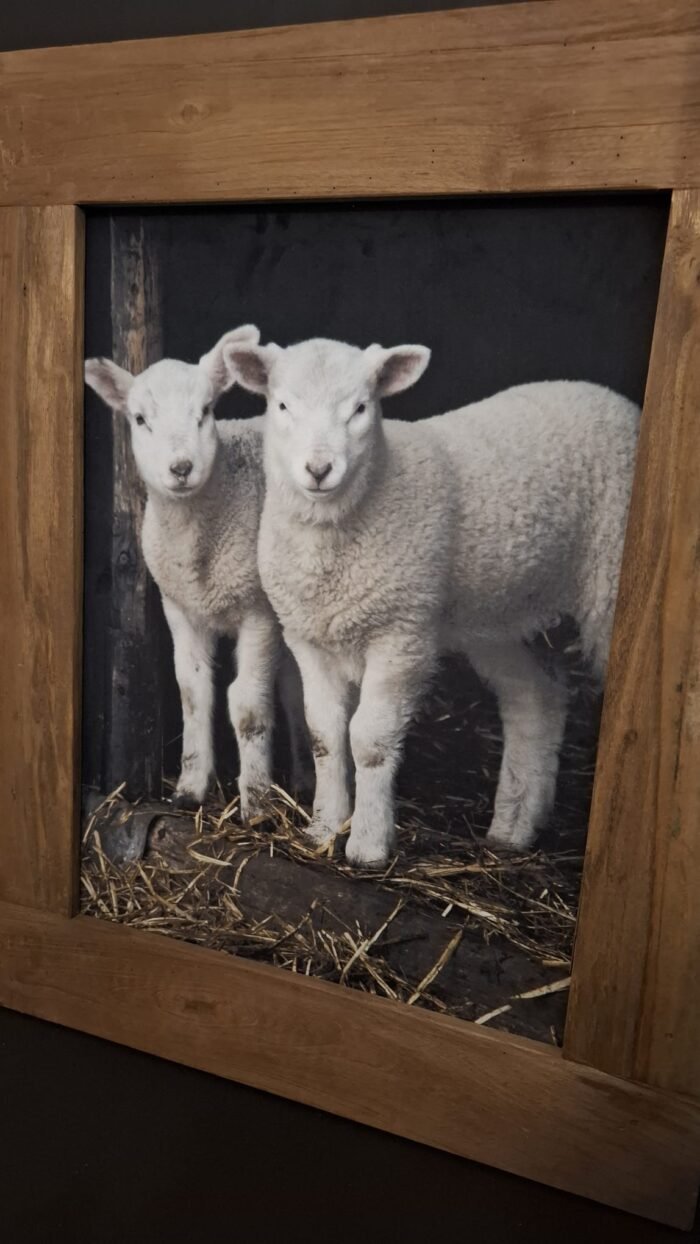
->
84 357 134 414
199 324 261 398
224 342 281 396
365 344 431 398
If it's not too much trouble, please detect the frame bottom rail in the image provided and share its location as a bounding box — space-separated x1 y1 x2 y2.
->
0 900 697 1228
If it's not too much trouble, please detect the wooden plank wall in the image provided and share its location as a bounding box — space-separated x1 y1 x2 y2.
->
104 216 165 797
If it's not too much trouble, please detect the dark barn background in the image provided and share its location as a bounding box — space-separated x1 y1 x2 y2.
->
83 194 668 806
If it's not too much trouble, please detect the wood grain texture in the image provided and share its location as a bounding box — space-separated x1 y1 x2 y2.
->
0 902 698 1229
0 0 699 206
564 189 700 1099
0 207 84 914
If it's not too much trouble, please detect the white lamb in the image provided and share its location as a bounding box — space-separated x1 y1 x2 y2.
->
85 326 309 816
225 335 640 866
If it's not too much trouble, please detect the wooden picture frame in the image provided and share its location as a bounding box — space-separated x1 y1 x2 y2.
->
1 0 699 1227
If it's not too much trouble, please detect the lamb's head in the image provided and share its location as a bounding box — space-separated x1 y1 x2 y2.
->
84 325 260 499
225 336 430 517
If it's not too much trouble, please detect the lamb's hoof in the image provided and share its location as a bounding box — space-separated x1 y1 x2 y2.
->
345 834 391 870
239 787 269 823
485 821 535 853
303 818 336 847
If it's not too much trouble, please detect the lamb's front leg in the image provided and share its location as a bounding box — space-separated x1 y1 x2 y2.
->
347 636 432 867
288 638 353 844
162 596 215 808
228 611 280 820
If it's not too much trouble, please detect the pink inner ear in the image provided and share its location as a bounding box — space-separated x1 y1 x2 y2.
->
378 349 427 397
85 359 134 412
228 347 269 393
205 349 231 396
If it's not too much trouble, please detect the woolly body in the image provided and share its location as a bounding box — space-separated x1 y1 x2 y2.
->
85 330 308 816
239 337 639 865
260 379 638 662
142 417 267 631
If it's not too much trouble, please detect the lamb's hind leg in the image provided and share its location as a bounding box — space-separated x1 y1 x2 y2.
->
162 596 215 809
228 611 280 820
466 636 568 850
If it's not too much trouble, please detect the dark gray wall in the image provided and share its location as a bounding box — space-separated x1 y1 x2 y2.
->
149 197 666 413
2 0 518 52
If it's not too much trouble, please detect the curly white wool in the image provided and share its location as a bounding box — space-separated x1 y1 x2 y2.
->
227 336 639 865
84 327 308 816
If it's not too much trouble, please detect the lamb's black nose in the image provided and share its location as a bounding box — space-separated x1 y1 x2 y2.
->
305 461 332 485
170 459 193 480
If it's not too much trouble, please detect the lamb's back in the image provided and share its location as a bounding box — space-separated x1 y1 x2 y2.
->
422 380 640 631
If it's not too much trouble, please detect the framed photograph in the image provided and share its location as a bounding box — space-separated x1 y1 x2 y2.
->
1 0 699 1229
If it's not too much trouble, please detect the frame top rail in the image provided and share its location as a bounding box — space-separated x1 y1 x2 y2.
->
1 0 699 205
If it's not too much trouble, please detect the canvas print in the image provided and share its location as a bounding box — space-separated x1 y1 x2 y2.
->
80 197 666 1043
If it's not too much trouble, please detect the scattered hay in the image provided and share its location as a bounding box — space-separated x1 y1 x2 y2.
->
81 780 582 1042
81 637 596 1045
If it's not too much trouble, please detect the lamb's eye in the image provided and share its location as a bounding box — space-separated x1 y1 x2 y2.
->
279 402 287 412
355 403 366 415
135 414 146 427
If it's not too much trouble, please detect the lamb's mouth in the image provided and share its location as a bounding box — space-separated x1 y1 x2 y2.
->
167 481 198 495
302 483 340 499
